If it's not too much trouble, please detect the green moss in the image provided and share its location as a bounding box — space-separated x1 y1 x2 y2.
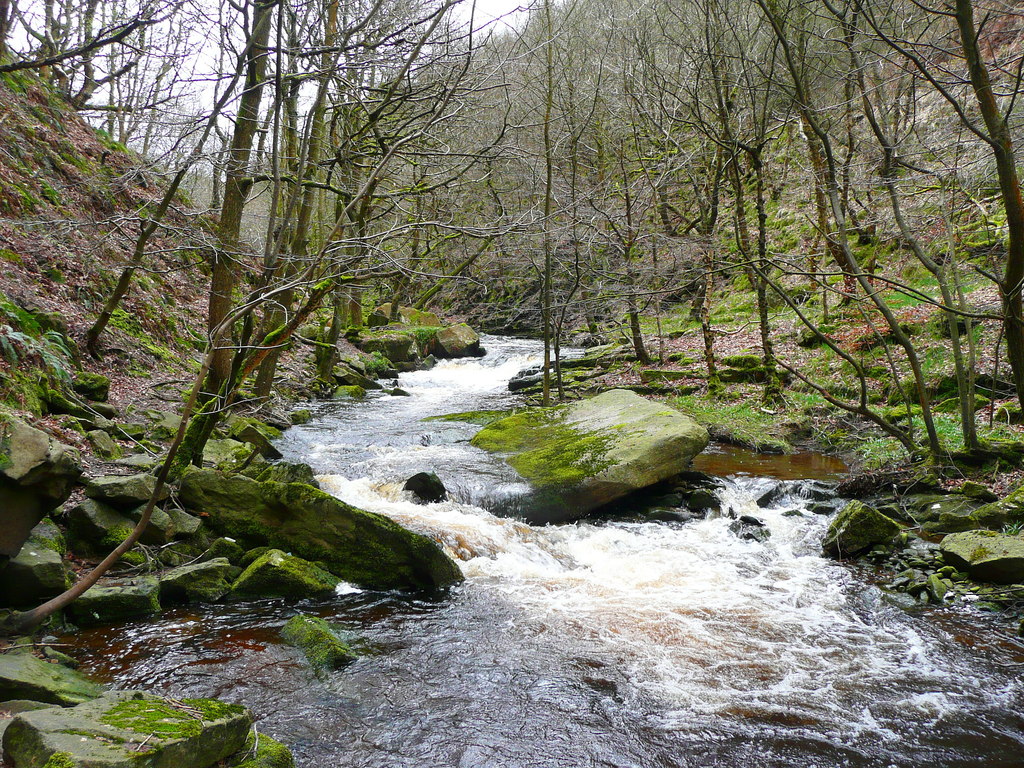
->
281 615 357 670
424 409 520 426
42 751 76 768
0 248 23 264
332 385 366 399
230 732 295 768
100 697 245 741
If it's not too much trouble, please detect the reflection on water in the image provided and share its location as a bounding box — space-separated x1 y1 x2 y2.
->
693 442 848 481
62 337 1024 768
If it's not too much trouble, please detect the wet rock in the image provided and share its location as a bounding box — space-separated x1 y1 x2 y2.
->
471 390 709 524
432 323 482 358
508 366 544 392
940 531 1024 584
281 614 358 670
729 519 771 543
332 385 366 400
67 577 161 627
71 372 110 402
178 469 463 590
756 480 836 508
253 461 320 488
926 574 949 603
0 651 103 706
229 549 338 599
390 388 411 397
289 409 312 425
639 508 695 523
0 519 71 606
1 418 82 566
403 472 447 504
160 558 236 604
226 730 296 768
2 690 252 768
332 365 382 391
822 500 902 558
84 474 168 509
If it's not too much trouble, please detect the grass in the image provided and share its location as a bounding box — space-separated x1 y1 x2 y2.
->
669 394 794 453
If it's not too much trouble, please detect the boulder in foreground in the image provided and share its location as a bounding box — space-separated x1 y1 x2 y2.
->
2 690 251 768
0 651 103 706
470 389 709 524
178 471 463 590
940 530 1024 583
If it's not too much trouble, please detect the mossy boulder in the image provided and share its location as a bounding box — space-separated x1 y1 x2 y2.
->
0 519 71 606
1 418 82 565
253 462 319 488
280 614 358 670
86 430 121 460
65 498 145 554
0 651 103 706
66 577 161 627
71 372 110 402
84 474 168 509
431 323 482 358
288 409 312 425
227 731 295 768
227 417 283 460
2 690 251 768
332 385 366 400
470 389 709 524
821 500 902 557
200 537 246 566
146 410 182 441
374 304 441 327
638 369 700 384
940 530 1024 583
229 550 338 599
332 365 382 391
159 558 237 604
358 331 417 363
177 470 462 590
721 353 761 369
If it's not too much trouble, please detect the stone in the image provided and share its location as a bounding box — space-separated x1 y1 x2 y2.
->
1 690 251 768
374 304 441 327
0 519 71 606
926 574 948 603
229 550 338 599
90 403 119 419
289 410 312 425
470 389 709 524
227 418 284 460
390 388 410 397
202 439 262 471
729 519 771 543
65 499 138 556
177 470 463 590
253 462 320 488
1 419 82 563
0 700 52 742
146 410 182 441
959 481 998 502
227 731 295 768
821 500 902 558
358 331 417 363
67 577 161 627
721 353 761 369
332 385 366 400
638 369 700 384
159 559 236 604
280 614 358 670
0 651 103 706
165 508 203 538
86 430 121 460
84 474 168 509
332 365 382 391
431 323 482 358
71 372 110 402
201 538 245 566
403 472 447 504
940 531 1024 584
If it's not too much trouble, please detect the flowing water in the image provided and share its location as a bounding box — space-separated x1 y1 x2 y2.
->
66 337 1024 767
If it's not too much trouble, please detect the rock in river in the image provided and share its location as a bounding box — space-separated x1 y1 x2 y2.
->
470 389 709 524
822 500 902 557
177 470 463 590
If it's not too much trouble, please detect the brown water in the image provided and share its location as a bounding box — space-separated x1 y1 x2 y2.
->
694 442 848 481
59 339 1024 767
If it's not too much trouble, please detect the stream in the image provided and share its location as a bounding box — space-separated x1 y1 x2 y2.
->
65 336 1024 767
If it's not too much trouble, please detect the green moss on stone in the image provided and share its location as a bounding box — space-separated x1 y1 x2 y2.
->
42 751 75 768
281 615 357 670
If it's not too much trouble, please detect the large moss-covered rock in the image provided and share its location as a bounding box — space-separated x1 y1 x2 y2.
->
2 690 251 768
0 651 103 706
159 558 236 604
940 530 1024 583
177 470 462 590
1 418 82 565
358 331 417 363
822 500 902 557
0 519 71 606
431 323 481 358
470 389 709 524
65 499 140 555
66 577 161 627
229 550 338 599
374 304 441 327
227 417 283 460
72 372 110 402
280 614 358 670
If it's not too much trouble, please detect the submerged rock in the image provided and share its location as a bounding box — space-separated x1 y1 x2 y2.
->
0 651 103 706
178 470 462 590
229 549 338 599
2 690 252 768
470 389 709 524
281 614 358 670
940 531 1024 584
403 472 447 504
822 500 902 558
